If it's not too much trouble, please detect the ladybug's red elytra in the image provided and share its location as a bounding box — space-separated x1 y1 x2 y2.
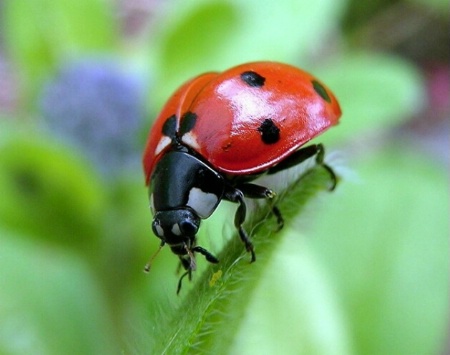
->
143 61 341 293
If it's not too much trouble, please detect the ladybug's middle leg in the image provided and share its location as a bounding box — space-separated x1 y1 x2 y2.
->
223 188 256 262
237 183 284 229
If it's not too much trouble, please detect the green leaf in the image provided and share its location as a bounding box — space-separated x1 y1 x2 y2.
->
316 52 425 143
47 0 116 52
407 0 448 13
3 1 56 101
310 148 449 354
146 163 342 353
0 131 105 250
0 230 118 355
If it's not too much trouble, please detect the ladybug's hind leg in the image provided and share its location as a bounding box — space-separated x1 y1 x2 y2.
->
267 143 337 191
270 206 284 230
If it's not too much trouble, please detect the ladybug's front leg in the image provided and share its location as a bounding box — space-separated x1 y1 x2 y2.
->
176 256 193 294
176 270 191 294
176 246 219 294
223 188 256 262
192 246 219 264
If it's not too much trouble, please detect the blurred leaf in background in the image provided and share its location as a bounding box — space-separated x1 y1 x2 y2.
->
0 133 105 249
2 0 117 106
0 230 117 355
311 148 448 355
0 0 448 354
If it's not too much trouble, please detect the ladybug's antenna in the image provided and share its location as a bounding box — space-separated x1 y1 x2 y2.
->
144 243 164 273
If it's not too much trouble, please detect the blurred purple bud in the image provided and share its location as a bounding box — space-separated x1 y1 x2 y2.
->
40 59 145 177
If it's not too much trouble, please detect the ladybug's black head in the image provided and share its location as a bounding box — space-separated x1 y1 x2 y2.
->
145 150 223 283
152 208 201 251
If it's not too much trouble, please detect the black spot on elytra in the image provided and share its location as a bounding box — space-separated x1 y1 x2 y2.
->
240 71 265 87
312 80 331 103
257 118 280 144
179 111 197 135
162 115 177 138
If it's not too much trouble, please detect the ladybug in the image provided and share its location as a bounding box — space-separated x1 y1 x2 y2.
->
143 61 341 292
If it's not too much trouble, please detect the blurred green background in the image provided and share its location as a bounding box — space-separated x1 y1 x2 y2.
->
0 0 448 354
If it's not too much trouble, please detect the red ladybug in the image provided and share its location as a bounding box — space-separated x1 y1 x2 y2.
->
143 61 341 292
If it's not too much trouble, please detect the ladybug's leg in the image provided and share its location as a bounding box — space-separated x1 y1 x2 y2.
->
267 143 337 190
177 270 191 294
271 206 284 230
192 246 219 264
237 183 284 229
237 183 276 199
176 256 193 294
223 188 256 262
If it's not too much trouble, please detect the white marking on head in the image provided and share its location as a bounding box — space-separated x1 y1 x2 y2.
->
171 223 181 236
155 136 172 156
182 132 200 150
187 187 219 219
155 224 164 237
